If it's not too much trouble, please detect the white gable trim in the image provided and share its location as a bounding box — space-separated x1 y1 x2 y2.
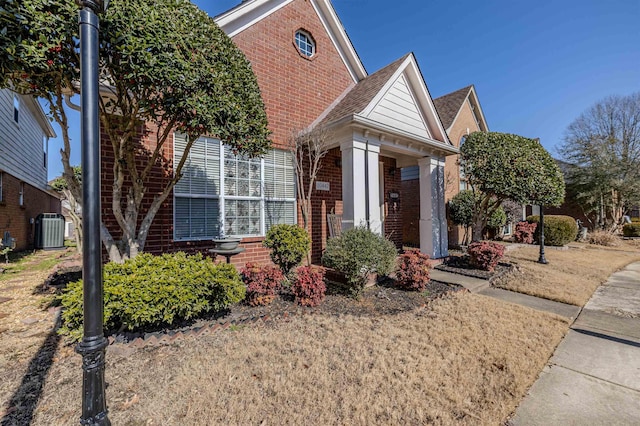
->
215 0 367 82
215 0 293 37
360 54 451 146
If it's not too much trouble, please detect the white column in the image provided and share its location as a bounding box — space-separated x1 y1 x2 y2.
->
418 156 448 258
341 140 381 233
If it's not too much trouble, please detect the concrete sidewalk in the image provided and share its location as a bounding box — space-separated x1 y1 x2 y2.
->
510 262 640 425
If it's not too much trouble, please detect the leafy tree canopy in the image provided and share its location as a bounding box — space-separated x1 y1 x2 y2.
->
449 190 476 227
1 0 271 157
50 166 81 192
461 131 565 206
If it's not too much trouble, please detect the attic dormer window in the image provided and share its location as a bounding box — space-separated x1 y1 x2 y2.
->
295 30 315 58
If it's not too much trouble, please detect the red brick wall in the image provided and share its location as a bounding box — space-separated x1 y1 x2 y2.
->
231 0 354 149
307 148 343 263
380 157 402 249
0 172 61 251
99 0 357 266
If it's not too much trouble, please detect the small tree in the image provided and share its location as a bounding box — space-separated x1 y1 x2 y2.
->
560 92 640 232
51 166 82 252
1 0 271 262
289 127 332 229
461 132 565 241
449 190 476 245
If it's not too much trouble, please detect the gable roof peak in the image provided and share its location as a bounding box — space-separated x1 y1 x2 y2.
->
433 84 488 131
215 0 367 81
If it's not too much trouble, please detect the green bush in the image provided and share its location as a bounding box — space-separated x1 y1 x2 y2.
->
449 190 476 227
322 226 397 297
486 206 507 231
527 215 576 246
59 252 245 341
623 223 640 237
263 224 311 274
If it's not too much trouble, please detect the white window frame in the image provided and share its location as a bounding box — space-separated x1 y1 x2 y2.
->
173 135 296 241
13 95 19 124
19 182 25 206
295 30 315 57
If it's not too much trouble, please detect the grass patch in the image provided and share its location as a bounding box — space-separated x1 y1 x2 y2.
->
27 293 568 425
494 245 640 306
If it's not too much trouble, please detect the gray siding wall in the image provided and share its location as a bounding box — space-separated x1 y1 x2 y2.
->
0 89 48 191
368 75 430 139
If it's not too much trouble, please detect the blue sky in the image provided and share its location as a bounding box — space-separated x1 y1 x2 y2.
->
47 0 639 180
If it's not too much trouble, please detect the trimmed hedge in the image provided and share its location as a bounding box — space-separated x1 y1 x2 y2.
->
623 223 640 237
263 224 310 275
59 252 245 341
527 215 576 246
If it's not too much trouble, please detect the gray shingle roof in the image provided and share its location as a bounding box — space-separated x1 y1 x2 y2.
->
319 54 410 125
433 85 473 130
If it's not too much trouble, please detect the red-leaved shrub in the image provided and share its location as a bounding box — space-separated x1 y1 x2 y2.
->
292 266 326 307
514 221 537 244
395 250 431 291
468 242 505 272
241 263 284 306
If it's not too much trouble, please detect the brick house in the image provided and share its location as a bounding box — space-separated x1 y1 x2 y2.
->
0 89 60 251
101 0 458 264
401 85 488 247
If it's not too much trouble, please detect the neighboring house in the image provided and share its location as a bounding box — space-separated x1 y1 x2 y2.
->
527 159 594 226
100 0 458 264
0 89 60 250
401 85 488 247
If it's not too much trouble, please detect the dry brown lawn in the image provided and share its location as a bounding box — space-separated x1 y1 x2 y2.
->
495 244 640 306
6 293 567 426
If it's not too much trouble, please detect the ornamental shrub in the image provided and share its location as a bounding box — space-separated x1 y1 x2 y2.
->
59 252 245 341
527 215 576 246
588 230 619 246
395 250 431 291
241 262 284 306
322 226 397 297
468 241 505 272
292 266 326 307
263 224 311 275
514 221 537 244
623 223 640 237
486 206 507 231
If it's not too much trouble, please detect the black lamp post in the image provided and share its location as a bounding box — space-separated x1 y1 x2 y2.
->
76 0 110 424
538 205 548 264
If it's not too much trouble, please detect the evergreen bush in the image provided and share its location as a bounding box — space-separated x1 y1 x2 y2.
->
395 250 430 291
263 224 311 274
527 215 576 246
241 262 284 306
59 252 245 341
514 221 537 244
322 226 397 297
468 241 505 272
291 266 326 307
623 223 640 237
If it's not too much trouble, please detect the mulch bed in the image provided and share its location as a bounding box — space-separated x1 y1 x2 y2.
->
435 255 514 281
43 267 464 344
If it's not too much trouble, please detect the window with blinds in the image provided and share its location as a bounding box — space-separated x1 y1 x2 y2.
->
173 133 296 240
